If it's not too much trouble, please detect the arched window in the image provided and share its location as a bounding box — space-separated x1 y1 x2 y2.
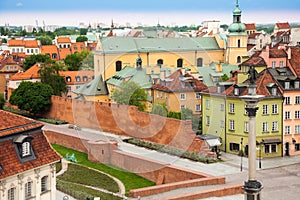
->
22 142 31 157
237 39 241 48
197 58 203 67
237 56 241 63
66 76 72 82
116 61 122 71
177 58 183 68
157 59 163 66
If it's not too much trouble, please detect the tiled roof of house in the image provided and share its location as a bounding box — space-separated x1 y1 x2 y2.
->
58 48 72 60
241 56 267 66
10 63 41 80
269 49 287 58
57 37 71 43
0 110 61 179
247 44 255 51
152 69 208 92
41 45 59 55
248 32 261 39
245 23 256 30
24 40 39 48
59 70 94 85
276 22 290 29
288 46 300 77
71 42 86 53
8 39 24 46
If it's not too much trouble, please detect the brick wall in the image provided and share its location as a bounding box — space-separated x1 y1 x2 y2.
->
45 96 204 153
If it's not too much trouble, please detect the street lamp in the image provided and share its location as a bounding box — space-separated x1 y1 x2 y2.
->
240 138 244 172
240 66 264 200
256 141 262 169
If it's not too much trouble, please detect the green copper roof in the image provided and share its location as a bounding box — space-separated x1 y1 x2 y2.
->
74 75 108 96
233 0 242 15
99 37 221 54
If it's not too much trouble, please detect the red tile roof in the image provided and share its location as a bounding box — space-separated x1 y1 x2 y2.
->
269 49 287 58
248 32 261 39
288 46 300 77
59 70 94 85
276 22 290 29
152 69 208 92
0 110 61 179
24 40 39 48
71 42 86 53
245 23 256 30
241 56 267 67
59 48 72 60
57 37 71 43
41 45 59 59
10 63 41 80
8 39 24 46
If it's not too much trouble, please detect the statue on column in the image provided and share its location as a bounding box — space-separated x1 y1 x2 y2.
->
248 66 257 85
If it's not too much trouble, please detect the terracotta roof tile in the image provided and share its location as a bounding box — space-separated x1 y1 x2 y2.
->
269 49 287 58
152 69 208 92
59 70 94 85
248 32 261 39
241 56 267 66
8 39 24 46
0 111 61 179
24 40 39 48
276 22 290 29
288 46 300 77
59 48 72 60
71 42 87 53
245 23 256 30
57 37 71 43
10 63 41 80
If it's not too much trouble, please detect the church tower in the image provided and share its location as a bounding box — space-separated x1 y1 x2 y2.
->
226 0 248 65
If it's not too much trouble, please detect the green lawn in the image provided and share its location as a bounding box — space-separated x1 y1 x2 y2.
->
52 144 155 196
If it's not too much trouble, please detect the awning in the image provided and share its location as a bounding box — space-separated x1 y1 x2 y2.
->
262 138 281 144
206 138 222 147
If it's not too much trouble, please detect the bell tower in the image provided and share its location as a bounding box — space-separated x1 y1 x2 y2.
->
226 0 248 65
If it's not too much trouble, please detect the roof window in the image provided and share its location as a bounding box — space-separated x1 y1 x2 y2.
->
14 135 36 163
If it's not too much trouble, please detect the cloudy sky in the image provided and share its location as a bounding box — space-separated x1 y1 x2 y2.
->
1 0 300 27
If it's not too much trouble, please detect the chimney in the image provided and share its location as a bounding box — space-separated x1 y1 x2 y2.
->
160 69 166 80
287 47 292 60
216 62 223 73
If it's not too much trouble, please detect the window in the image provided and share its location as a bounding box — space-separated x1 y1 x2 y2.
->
229 120 235 130
272 88 277 96
195 104 201 112
196 92 201 99
35 49 38 54
8 187 15 200
197 58 203 67
229 103 234 113
237 56 241 63
265 144 277 154
272 61 276 68
285 111 291 120
296 96 300 104
230 143 240 151
262 122 268 132
295 81 300 88
83 76 88 82
220 104 225 111
206 116 210 126
27 49 29 53
285 126 291 134
295 111 300 119
31 49 33 53
180 105 186 109
262 105 268 115
157 59 163 66
74 45 77 50
285 82 290 89
295 125 300 134
41 176 48 192
285 97 291 104
206 100 210 109
279 61 284 68
75 76 81 82
116 61 122 72
234 88 239 95
177 58 183 68
180 93 186 100
22 142 31 157
25 181 33 198
66 76 71 82
52 53 57 59
237 39 241 48
244 121 249 133
295 144 300 151
272 121 278 132
272 104 278 114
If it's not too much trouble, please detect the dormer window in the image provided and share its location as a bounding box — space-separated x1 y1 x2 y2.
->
272 87 277 96
83 76 88 82
76 76 81 82
285 82 290 89
66 76 71 82
234 88 239 96
14 135 36 162
295 81 299 89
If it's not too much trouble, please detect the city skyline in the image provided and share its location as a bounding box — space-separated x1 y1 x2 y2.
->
0 0 300 27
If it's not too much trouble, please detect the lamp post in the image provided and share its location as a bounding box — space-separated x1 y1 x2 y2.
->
240 138 243 172
241 66 264 200
259 143 262 169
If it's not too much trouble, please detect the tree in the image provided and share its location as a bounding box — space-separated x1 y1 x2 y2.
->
37 35 52 45
81 52 94 69
79 28 88 35
0 93 5 109
151 103 168 117
9 82 54 116
23 54 53 70
64 51 89 71
39 63 67 96
181 108 193 120
1 38 7 43
76 35 88 42
111 81 147 111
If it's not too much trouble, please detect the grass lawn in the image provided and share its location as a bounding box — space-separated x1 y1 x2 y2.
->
58 163 119 193
52 144 155 196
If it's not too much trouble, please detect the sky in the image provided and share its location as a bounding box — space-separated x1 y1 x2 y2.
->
0 0 300 27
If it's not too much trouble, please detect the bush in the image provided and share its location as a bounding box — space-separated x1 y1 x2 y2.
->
0 94 5 109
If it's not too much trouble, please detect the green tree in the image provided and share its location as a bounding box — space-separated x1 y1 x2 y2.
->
39 63 67 96
79 28 88 35
76 35 88 42
9 82 54 116
0 93 5 109
151 103 168 117
23 54 53 71
64 51 90 71
111 81 147 111
81 52 94 69
1 38 7 43
181 108 193 120
219 74 229 82
37 35 52 45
